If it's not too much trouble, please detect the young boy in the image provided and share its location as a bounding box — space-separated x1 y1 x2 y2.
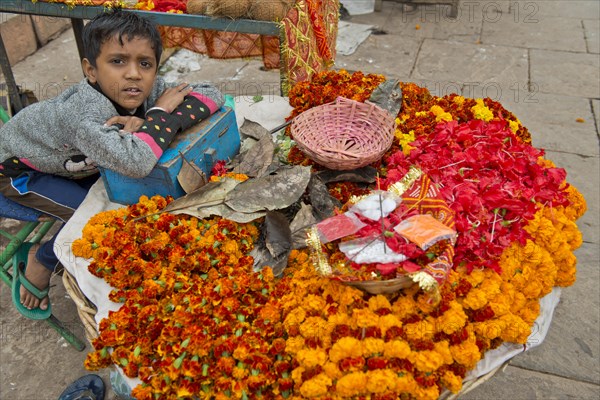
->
0 10 224 313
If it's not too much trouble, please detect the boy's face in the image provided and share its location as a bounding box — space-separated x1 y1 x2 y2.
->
83 35 158 113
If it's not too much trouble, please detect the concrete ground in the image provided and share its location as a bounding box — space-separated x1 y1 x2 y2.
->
1 0 599 399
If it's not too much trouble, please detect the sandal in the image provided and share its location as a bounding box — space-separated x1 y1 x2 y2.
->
11 242 52 320
58 374 105 400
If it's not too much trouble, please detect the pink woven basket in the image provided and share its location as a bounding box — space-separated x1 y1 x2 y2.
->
291 97 395 170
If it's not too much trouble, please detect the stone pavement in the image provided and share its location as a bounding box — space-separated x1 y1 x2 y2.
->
0 1 598 399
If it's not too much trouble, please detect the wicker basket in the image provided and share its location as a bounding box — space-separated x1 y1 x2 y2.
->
62 271 98 344
291 97 395 170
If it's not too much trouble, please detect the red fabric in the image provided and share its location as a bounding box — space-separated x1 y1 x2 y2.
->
399 174 455 284
153 0 187 13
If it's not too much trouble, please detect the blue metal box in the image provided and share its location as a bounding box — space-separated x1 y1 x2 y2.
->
101 107 240 205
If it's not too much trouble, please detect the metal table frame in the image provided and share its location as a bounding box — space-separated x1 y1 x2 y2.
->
0 0 286 112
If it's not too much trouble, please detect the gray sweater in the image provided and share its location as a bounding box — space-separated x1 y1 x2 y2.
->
0 77 224 179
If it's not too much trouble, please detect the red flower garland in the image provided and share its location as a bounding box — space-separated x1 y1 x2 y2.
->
380 119 568 272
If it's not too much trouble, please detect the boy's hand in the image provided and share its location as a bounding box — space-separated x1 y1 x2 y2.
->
154 83 194 113
105 116 145 132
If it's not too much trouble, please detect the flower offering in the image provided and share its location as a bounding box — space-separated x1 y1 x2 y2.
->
73 70 586 399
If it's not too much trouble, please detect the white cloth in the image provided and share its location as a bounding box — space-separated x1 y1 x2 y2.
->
233 95 293 133
56 180 142 391
55 180 123 323
336 21 374 56
464 287 561 381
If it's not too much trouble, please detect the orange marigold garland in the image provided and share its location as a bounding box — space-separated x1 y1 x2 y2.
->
75 195 295 399
287 69 385 118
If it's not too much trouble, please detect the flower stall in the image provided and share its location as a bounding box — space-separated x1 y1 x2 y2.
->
33 0 339 92
58 70 587 399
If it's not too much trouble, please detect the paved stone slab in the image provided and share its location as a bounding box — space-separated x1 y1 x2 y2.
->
0 14 37 66
169 54 282 98
499 92 599 157
334 34 421 78
482 14 587 52
543 151 599 245
530 49 600 98
510 242 600 384
532 0 600 20
409 77 463 98
365 3 483 43
30 15 71 46
466 0 512 15
583 19 600 53
593 99 600 130
461 363 600 400
0 276 114 400
346 0 405 31
458 80 528 104
9 29 81 101
412 39 528 86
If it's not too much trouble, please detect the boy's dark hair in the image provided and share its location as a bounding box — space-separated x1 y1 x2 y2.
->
82 9 163 68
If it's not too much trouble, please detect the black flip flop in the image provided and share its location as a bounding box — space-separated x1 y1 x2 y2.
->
58 374 105 400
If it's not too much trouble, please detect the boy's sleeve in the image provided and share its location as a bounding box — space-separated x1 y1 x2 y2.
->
178 83 225 131
130 109 181 158
132 83 225 156
74 80 225 178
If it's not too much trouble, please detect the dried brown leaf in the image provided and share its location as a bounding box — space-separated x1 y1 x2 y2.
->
251 211 292 276
163 177 240 216
368 79 402 116
239 119 270 140
289 202 317 249
316 166 377 184
308 175 341 220
225 166 311 213
235 134 276 178
177 157 207 194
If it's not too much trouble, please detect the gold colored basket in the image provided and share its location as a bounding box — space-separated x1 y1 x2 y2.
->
341 276 414 295
291 97 395 170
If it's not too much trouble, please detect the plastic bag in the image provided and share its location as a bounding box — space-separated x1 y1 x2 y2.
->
393 214 457 250
339 237 407 264
349 190 401 221
315 212 366 243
